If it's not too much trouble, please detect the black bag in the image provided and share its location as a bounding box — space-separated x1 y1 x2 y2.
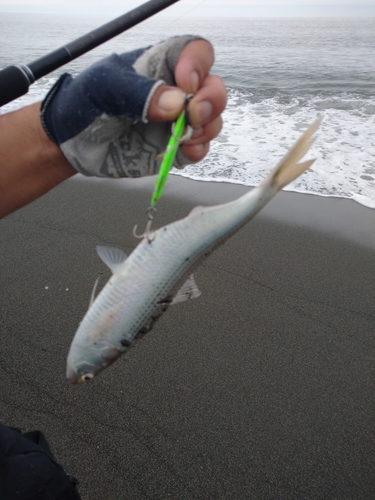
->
0 423 81 500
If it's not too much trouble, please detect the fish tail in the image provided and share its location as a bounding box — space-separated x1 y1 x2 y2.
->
263 116 322 191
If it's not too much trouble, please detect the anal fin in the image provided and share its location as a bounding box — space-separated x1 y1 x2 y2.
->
171 274 202 305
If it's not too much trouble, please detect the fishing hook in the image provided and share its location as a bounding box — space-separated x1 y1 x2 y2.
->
133 206 157 242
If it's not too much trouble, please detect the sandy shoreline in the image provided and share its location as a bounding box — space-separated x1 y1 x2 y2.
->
78 174 375 248
1 175 374 498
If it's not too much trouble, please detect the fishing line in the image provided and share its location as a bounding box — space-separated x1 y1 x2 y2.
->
139 0 209 234
133 1 211 241
153 0 209 34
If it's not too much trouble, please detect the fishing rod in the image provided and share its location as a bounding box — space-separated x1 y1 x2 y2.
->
0 0 182 107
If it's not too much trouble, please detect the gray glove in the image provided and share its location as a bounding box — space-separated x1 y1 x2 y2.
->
41 35 202 177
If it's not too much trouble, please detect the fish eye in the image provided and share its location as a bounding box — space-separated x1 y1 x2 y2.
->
81 373 94 382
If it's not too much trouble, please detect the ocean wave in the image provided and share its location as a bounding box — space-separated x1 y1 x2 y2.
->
176 89 375 209
2 82 374 210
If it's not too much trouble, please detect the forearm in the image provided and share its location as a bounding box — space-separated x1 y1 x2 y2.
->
0 102 76 219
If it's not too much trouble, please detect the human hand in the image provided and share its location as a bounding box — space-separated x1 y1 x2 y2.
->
146 39 226 164
41 36 227 178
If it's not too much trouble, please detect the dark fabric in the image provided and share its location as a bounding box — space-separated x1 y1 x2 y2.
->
41 47 155 145
0 423 81 500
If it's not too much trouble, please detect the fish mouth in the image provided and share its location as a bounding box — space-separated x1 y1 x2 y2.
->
66 344 121 384
66 376 79 385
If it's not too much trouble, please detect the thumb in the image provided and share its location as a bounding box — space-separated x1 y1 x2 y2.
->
146 85 185 122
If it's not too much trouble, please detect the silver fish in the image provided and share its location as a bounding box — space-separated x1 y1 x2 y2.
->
66 118 321 384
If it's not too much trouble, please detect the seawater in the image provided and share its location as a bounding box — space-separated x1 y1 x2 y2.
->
1 13 374 208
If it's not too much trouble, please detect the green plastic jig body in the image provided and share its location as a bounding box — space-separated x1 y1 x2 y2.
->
151 109 190 207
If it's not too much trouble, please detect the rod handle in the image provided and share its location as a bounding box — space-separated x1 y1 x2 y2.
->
0 65 34 107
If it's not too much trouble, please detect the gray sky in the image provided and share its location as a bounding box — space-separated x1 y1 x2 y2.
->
0 0 374 16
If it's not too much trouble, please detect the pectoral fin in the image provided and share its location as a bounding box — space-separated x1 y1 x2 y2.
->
189 205 205 216
96 245 127 274
171 274 202 305
88 276 100 309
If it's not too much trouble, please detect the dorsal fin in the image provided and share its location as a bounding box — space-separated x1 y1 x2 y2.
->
96 245 127 274
171 274 202 305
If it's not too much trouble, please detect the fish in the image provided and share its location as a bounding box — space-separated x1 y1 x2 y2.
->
66 118 321 384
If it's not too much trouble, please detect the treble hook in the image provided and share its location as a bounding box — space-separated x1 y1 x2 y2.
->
133 206 157 242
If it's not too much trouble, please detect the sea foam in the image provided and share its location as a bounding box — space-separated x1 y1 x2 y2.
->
176 89 375 209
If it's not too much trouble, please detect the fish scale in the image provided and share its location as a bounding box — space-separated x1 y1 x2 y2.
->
66 118 321 383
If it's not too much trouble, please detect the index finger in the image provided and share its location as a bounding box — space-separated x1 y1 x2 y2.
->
174 39 215 94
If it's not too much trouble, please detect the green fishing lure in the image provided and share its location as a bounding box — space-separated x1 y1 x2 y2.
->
150 108 191 207
133 96 193 240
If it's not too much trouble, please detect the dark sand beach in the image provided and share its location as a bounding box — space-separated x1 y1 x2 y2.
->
1 175 375 499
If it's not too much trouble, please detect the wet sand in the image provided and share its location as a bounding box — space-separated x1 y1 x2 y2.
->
1 175 375 499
